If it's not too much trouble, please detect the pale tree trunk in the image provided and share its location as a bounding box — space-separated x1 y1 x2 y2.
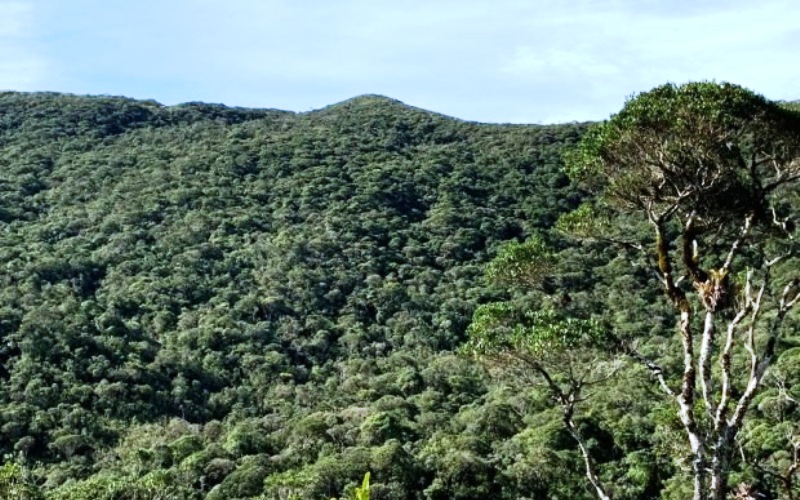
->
652 216 709 500
526 359 613 500
698 311 716 412
565 408 612 500
709 263 799 498
679 311 707 500
613 206 794 499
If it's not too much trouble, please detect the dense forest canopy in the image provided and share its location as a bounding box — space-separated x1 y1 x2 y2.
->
0 89 797 499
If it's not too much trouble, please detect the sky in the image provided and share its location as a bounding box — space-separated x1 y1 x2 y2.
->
0 0 798 123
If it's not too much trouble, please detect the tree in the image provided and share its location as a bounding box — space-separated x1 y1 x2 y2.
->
564 82 800 499
464 235 621 499
0 462 42 500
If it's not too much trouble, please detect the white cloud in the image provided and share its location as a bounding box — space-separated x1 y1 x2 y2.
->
492 0 800 122
0 1 47 90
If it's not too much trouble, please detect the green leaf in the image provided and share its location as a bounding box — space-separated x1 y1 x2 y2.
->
485 235 555 286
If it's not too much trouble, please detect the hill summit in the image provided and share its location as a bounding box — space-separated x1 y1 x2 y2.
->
0 91 594 498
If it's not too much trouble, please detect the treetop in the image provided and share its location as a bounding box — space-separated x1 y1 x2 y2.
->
565 81 800 228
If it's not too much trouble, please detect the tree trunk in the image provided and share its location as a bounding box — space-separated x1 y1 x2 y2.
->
564 408 612 500
676 307 707 500
709 447 729 500
690 440 708 500
699 310 716 412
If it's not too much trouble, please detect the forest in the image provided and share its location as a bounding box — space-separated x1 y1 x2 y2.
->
0 86 798 499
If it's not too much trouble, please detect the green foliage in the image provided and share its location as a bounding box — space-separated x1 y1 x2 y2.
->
554 202 609 239
2 85 793 499
467 235 613 359
465 304 609 358
565 81 800 228
48 469 196 500
781 100 800 112
485 235 555 286
0 90 590 498
354 472 370 500
332 472 370 500
562 80 800 498
0 461 43 499
206 460 269 500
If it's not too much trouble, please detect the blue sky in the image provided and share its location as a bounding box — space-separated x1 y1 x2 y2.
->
1 0 798 123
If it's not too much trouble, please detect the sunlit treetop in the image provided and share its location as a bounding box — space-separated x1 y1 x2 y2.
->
565 82 800 230
484 235 555 286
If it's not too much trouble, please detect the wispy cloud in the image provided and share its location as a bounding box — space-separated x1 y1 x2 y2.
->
0 1 47 91
498 0 800 121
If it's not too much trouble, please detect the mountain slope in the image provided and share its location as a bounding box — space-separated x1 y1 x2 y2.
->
0 91 605 498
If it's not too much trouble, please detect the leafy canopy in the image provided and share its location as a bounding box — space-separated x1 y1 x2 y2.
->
565 81 800 228
465 234 611 360
466 304 608 358
484 235 555 286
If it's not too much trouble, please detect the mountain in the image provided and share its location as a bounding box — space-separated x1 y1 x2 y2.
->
9 90 794 499
0 91 598 498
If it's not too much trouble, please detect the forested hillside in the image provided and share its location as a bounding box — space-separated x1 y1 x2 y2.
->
0 91 797 499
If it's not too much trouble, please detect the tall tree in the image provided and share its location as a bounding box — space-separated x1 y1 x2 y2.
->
564 82 800 499
464 236 620 499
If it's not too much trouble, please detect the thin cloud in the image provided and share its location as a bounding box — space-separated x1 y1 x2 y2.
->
496 0 800 122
